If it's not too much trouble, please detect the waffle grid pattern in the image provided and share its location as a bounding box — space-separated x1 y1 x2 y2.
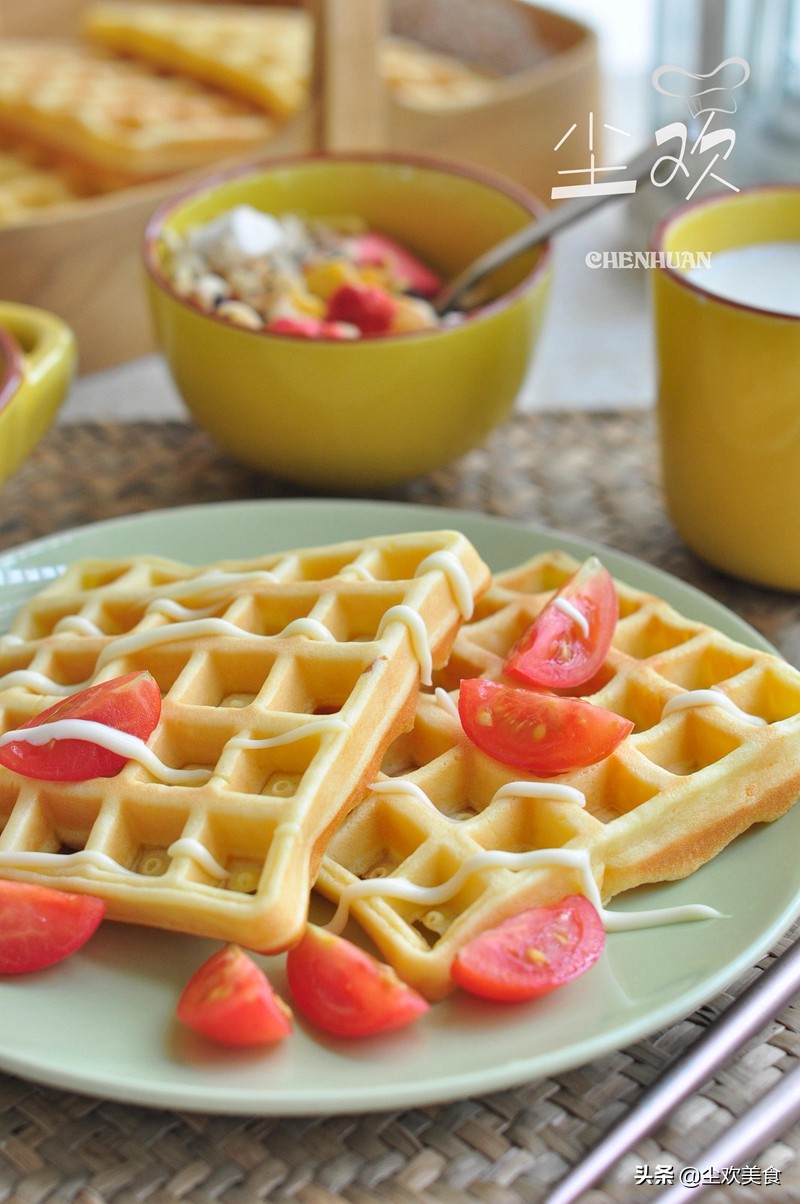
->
0 530 489 951
316 551 800 999
0 39 273 188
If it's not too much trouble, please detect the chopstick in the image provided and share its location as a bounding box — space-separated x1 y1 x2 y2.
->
653 1059 800 1203
546 932 800 1204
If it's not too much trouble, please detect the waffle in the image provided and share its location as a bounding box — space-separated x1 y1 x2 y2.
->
0 38 274 190
0 143 85 223
315 550 800 999
0 530 490 951
83 2 498 116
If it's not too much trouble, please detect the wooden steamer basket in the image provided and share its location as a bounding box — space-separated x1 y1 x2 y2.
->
0 0 597 373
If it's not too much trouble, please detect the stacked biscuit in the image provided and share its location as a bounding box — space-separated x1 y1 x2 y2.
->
1 534 799 997
0 2 498 223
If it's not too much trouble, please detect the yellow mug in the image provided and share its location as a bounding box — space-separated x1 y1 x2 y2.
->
652 186 800 590
0 302 77 488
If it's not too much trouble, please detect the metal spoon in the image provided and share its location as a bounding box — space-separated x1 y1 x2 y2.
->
434 142 661 316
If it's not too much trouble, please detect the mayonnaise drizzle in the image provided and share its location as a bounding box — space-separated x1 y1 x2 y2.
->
415 551 475 619
0 719 211 784
229 716 350 750
662 687 767 726
368 778 587 818
434 686 460 720
167 838 228 879
376 605 433 685
280 618 335 641
0 836 231 881
325 846 723 936
553 596 590 638
493 781 587 808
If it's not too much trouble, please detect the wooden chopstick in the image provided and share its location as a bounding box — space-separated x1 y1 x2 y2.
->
546 932 800 1204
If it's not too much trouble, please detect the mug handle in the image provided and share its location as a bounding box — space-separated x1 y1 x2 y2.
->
0 302 77 487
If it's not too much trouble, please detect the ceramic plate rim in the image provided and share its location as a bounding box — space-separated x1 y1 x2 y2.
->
0 497 798 1116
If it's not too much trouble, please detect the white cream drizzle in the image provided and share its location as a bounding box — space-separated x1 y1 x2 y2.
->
662 687 767 726
325 846 723 936
415 551 475 619
53 615 103 636
280 618 335 641
0 836 231 882
376 605 433 685
229 715 350 750
0 848 139 877
434 686 460 720
493 781 587 808
167 838 228 879
0 719 211 784
368 778 587 818
553 596 590 638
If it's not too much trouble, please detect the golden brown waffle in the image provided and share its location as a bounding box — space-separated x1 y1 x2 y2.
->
0 143 84 223
315 550 800 999
0 38 273 189
0 530 490 951
83 2 498 116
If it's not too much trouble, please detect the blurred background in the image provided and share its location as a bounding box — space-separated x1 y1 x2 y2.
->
2 0 799 421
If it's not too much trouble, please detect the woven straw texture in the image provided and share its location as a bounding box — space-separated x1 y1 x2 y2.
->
1 410 800 1204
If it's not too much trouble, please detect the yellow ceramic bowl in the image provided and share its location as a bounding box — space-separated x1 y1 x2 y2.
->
652 186 800 590
143 154 551 490
0 302 77 488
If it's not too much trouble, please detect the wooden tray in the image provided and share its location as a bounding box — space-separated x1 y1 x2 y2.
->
0 0 598 372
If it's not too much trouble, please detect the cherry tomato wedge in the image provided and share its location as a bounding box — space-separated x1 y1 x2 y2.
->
0 880 105 974
505 557 618 690
285 925 429 1038
0 670 161 781
458 678 633 775
177 945 293 1046
451 895 605 1002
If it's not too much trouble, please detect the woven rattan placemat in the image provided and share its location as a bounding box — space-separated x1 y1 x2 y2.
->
1 411 800 1204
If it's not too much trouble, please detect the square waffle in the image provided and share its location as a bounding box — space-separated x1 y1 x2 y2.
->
315 550 800 999
0 530 490 951
0 38 274 190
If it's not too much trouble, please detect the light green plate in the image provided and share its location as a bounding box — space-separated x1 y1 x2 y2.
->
1 498 799 1116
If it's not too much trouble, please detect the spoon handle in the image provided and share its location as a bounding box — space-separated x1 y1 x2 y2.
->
435 142 662 315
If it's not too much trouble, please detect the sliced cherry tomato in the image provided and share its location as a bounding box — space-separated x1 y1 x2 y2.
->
458 678 633 775
451 895 605 1002
285 924 429 1038
505 557 618 690
350 231 443 298
0 670 161 781
0 880 105 974
177 944 293 1046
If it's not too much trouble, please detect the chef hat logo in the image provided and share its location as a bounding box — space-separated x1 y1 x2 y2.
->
652 56 750 117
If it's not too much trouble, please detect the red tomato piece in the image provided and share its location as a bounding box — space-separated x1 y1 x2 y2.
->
326 283 397 336
458 678 633 775
285 924 429 1038
0 880 105 974
177 944 293 1046
0 670 161 782
505 557 618 690
350 231 443 298
451 895 605 1002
